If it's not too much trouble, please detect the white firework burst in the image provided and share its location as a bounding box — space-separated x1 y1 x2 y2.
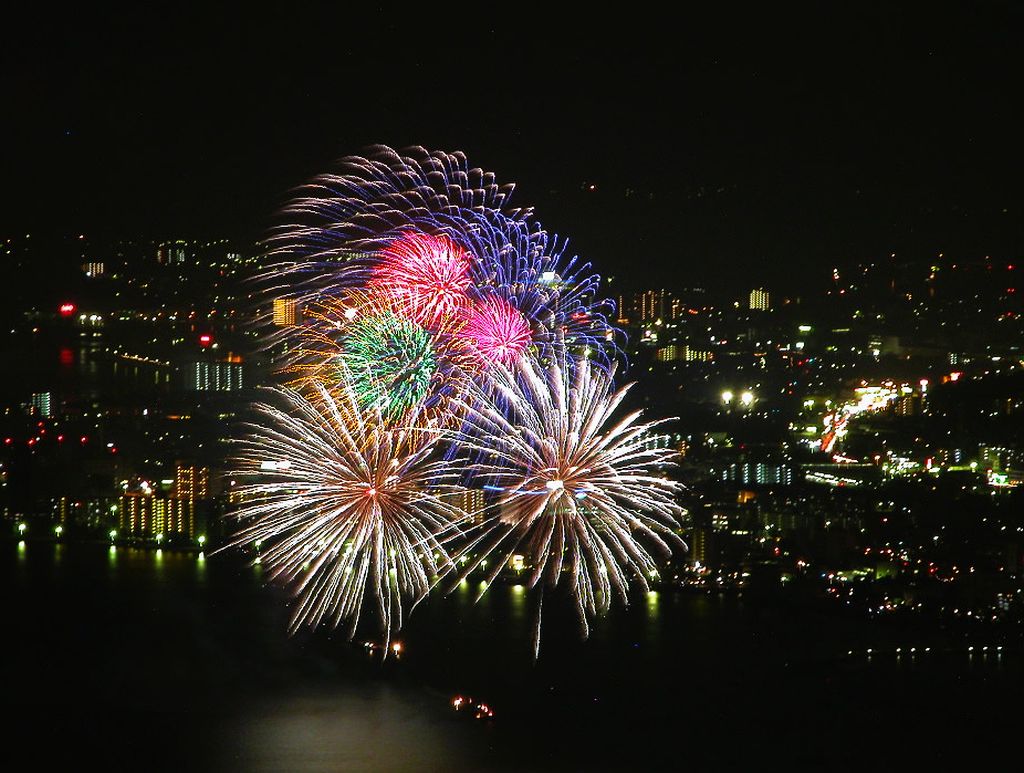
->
228 379 466 644
451 352 686 654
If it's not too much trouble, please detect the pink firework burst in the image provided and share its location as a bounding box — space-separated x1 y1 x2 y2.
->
462 296 532 366
371 232 472 328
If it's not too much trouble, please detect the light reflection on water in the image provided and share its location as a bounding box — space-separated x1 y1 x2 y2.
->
5 541 1022 771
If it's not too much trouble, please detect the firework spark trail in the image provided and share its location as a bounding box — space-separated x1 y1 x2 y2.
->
228 379 468 644
447 352 686 656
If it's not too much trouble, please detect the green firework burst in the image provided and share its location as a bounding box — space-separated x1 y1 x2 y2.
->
339 311 437 419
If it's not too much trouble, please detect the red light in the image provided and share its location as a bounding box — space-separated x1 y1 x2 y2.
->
57 435 64 442
199 334 213 347
59 302 76 317
80 436 88 444
3 438 11 445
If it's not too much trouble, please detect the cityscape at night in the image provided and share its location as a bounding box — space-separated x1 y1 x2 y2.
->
3 5 1023 771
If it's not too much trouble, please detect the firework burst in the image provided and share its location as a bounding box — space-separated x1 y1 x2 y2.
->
450 352 686 655
370 231 473 328
461 294 533 366
285 293 474 425
229 380 466 643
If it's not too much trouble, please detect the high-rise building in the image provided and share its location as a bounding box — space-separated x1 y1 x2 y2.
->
720 461 793 486
175 464 210 500
82 261 105 277
440 487 486 525
655 345 679 362
690 526 714 565
156 240 189 265
119 494 195 538
187 361 244 391
272 298 300 326
749 287 771 311
639 289 667 322
31 392 52 418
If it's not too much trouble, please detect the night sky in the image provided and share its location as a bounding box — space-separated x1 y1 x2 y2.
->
4 4 1023 290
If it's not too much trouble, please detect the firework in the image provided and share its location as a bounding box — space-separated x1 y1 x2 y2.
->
451 352 686 655
370 231 472 328
258 146 620 366
229 380 466 643
285 293 474 425
339 309 438 420
460 294 533 366
237 147 686 653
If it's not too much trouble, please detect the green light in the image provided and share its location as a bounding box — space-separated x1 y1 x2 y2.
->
197 535 206 546
108 529 117 540
340 311 437 420
54 525 63 537
17 523 26 535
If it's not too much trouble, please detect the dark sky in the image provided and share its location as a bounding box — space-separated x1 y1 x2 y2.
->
3 3 1023 290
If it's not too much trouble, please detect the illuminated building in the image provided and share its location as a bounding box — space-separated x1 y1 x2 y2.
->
655 345 679 362
655 344 712 363
53 496 70 524
31 392 52 418
719 461 793 487
683 345 713 362
82 261 105 277
119 494 195 538
639 290 667 322
175 464 210 500
748 287 770 311
187 361 244 391
894 394 920 416
156 240 188 265
617 290 686 325
272 298 300 326
440 486 486 525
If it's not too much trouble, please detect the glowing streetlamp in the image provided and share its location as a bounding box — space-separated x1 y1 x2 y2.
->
721 390 734 405
740 391 755 407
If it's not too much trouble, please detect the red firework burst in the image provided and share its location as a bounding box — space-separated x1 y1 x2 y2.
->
371 232 472 328
461 296 532 366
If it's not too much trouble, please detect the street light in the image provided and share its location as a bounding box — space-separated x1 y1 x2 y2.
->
17 522 27 536
740 391 755 407
721 390 734 404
